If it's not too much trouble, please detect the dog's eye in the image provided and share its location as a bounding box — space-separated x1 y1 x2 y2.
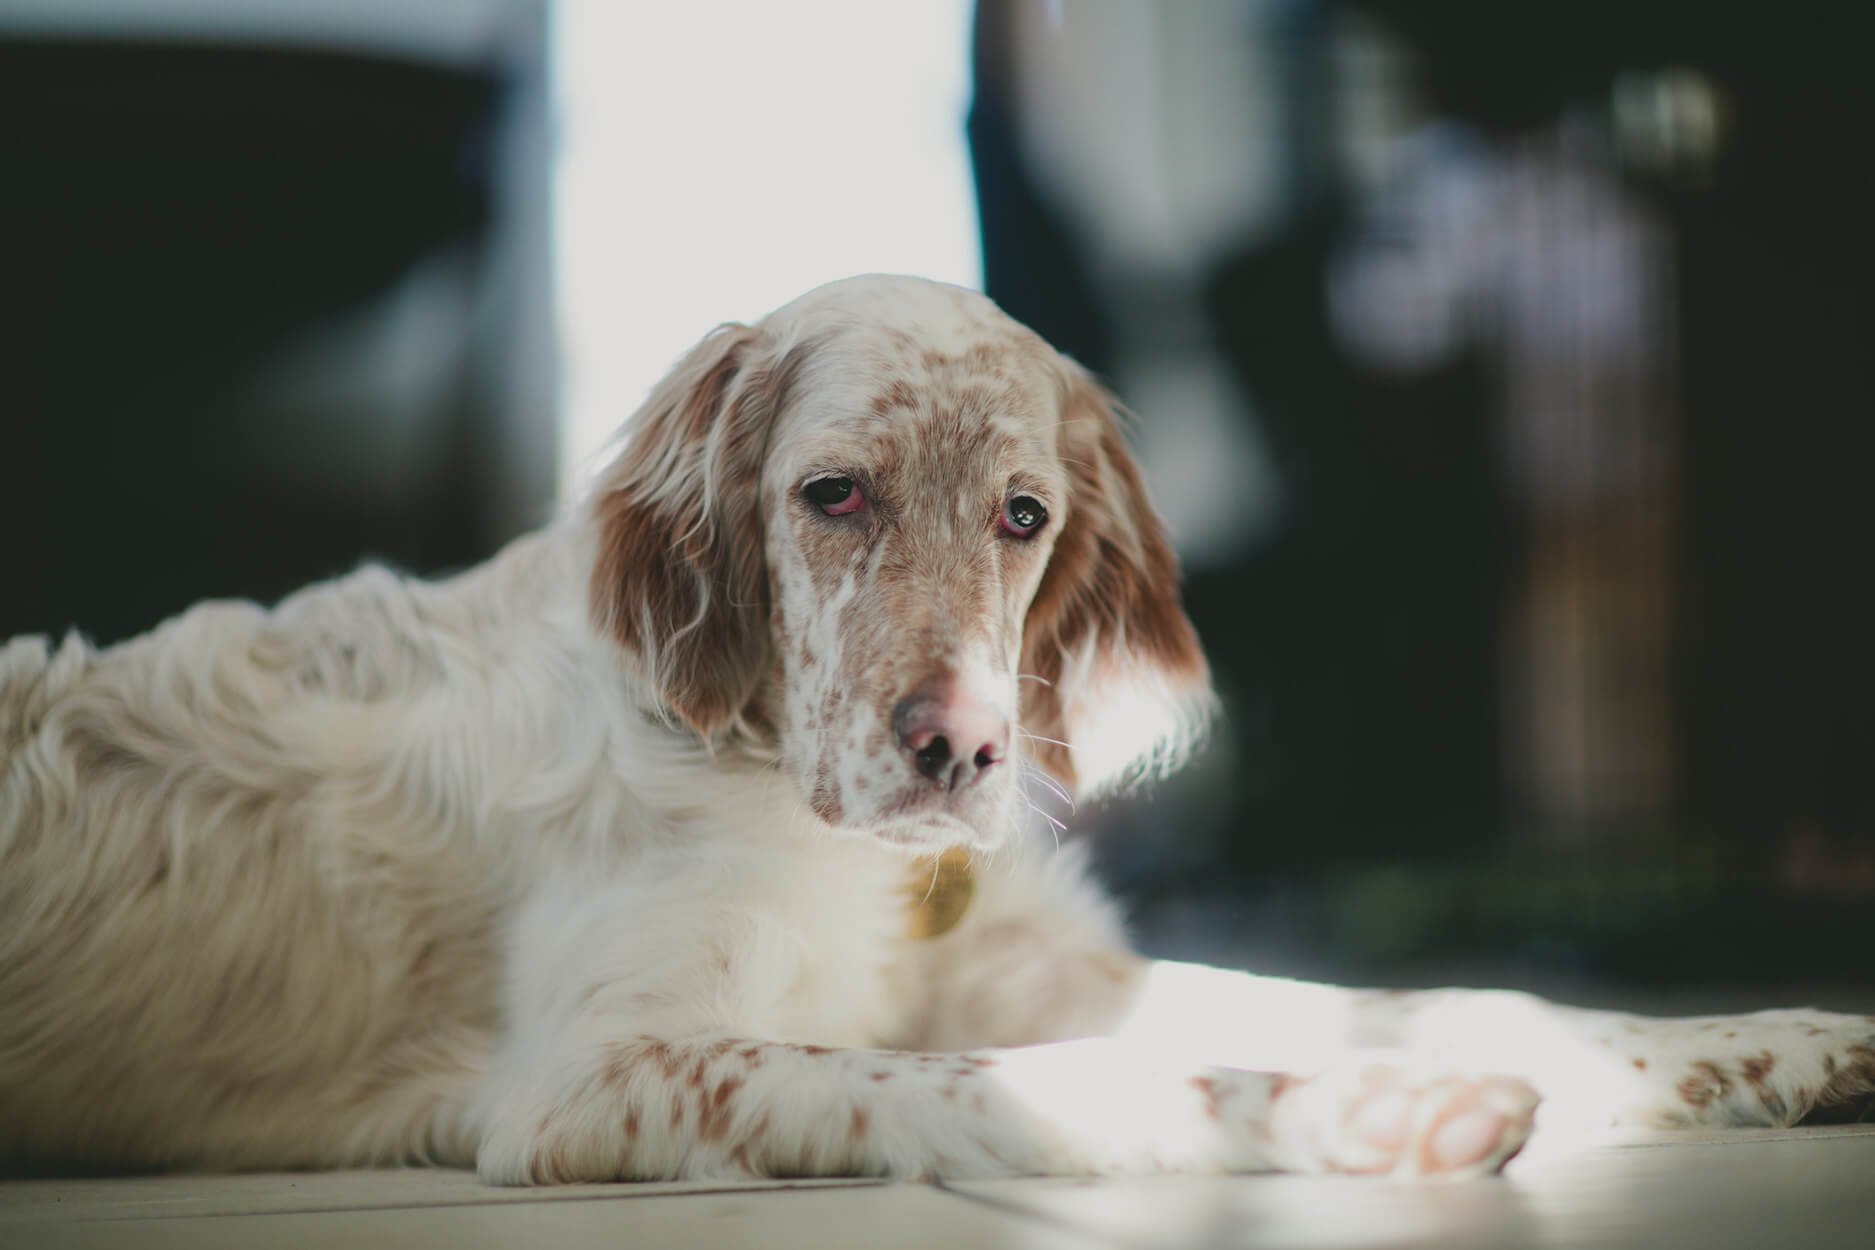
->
803 475 865 516
1001 495 1047 538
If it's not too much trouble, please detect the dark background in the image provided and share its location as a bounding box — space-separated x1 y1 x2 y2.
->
3 1 1869 1010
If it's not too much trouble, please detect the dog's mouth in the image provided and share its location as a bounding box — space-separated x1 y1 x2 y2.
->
802 757 1014 853
883 766 1006 813
797 713 1019 850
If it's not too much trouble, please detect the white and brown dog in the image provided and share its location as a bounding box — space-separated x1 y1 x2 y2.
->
2 275 1870 1182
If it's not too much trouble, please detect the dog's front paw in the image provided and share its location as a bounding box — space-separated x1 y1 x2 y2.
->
1266 1064 1540 1178
1590 1009 1875 1129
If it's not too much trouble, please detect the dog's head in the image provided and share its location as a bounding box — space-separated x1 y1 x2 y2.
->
591 276 1209 853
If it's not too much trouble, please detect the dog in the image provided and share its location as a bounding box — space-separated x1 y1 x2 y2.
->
2 275 1870 1183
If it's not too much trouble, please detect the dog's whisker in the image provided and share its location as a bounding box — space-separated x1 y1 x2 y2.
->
1028 798 1066 849
1017 758 1076 813
1015 673 1054 687
1034 774 1074 810
1016 730 1075 750
1017 793 1066 848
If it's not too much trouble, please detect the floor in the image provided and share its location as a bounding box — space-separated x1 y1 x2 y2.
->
4 1124 1871 1250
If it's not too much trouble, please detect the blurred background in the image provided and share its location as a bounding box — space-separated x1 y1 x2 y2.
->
3 0 1870 1009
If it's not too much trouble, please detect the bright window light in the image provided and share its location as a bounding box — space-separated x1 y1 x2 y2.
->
553 1 982 501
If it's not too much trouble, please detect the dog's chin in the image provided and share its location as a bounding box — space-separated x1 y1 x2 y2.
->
832 784 1018 857
876 811 1017 857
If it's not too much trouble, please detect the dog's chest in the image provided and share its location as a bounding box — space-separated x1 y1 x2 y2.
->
740 839 936 1048
532 832 938 1050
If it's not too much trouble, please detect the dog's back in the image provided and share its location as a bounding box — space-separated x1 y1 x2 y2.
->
0 590 496 1173
0 633 90 772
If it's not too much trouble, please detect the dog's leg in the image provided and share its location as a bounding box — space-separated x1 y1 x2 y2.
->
921 854 1874 1135
472 1034 1536 1184
1101 962 1875 1134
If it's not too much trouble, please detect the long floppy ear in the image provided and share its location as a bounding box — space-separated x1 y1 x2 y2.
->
1019 363 1214 797
589 323 792 737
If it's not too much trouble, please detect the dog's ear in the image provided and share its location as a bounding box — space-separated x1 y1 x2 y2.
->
589 323 792 737
1019 363 1213 797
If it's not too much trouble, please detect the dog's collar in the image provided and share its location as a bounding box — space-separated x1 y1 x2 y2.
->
904 846 976 940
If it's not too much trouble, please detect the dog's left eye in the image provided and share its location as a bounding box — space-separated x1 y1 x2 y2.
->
1001 495 1048 538
803 475 865 516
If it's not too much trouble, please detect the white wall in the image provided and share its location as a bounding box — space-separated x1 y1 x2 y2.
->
553 0 981 500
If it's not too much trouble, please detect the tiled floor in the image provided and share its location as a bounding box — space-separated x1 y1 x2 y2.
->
4 1125 1871 1249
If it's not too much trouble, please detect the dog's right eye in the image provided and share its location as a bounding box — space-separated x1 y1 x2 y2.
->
803 476 865 516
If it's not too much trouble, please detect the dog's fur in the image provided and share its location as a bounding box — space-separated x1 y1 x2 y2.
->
2 276 1870 1182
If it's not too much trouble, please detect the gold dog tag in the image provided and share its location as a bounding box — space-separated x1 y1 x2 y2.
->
904 846 976 940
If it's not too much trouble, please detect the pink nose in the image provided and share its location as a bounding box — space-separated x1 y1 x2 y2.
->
892 688 1009 791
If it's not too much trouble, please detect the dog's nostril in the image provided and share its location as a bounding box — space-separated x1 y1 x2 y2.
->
914 735 952 781
895 692 1008 790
